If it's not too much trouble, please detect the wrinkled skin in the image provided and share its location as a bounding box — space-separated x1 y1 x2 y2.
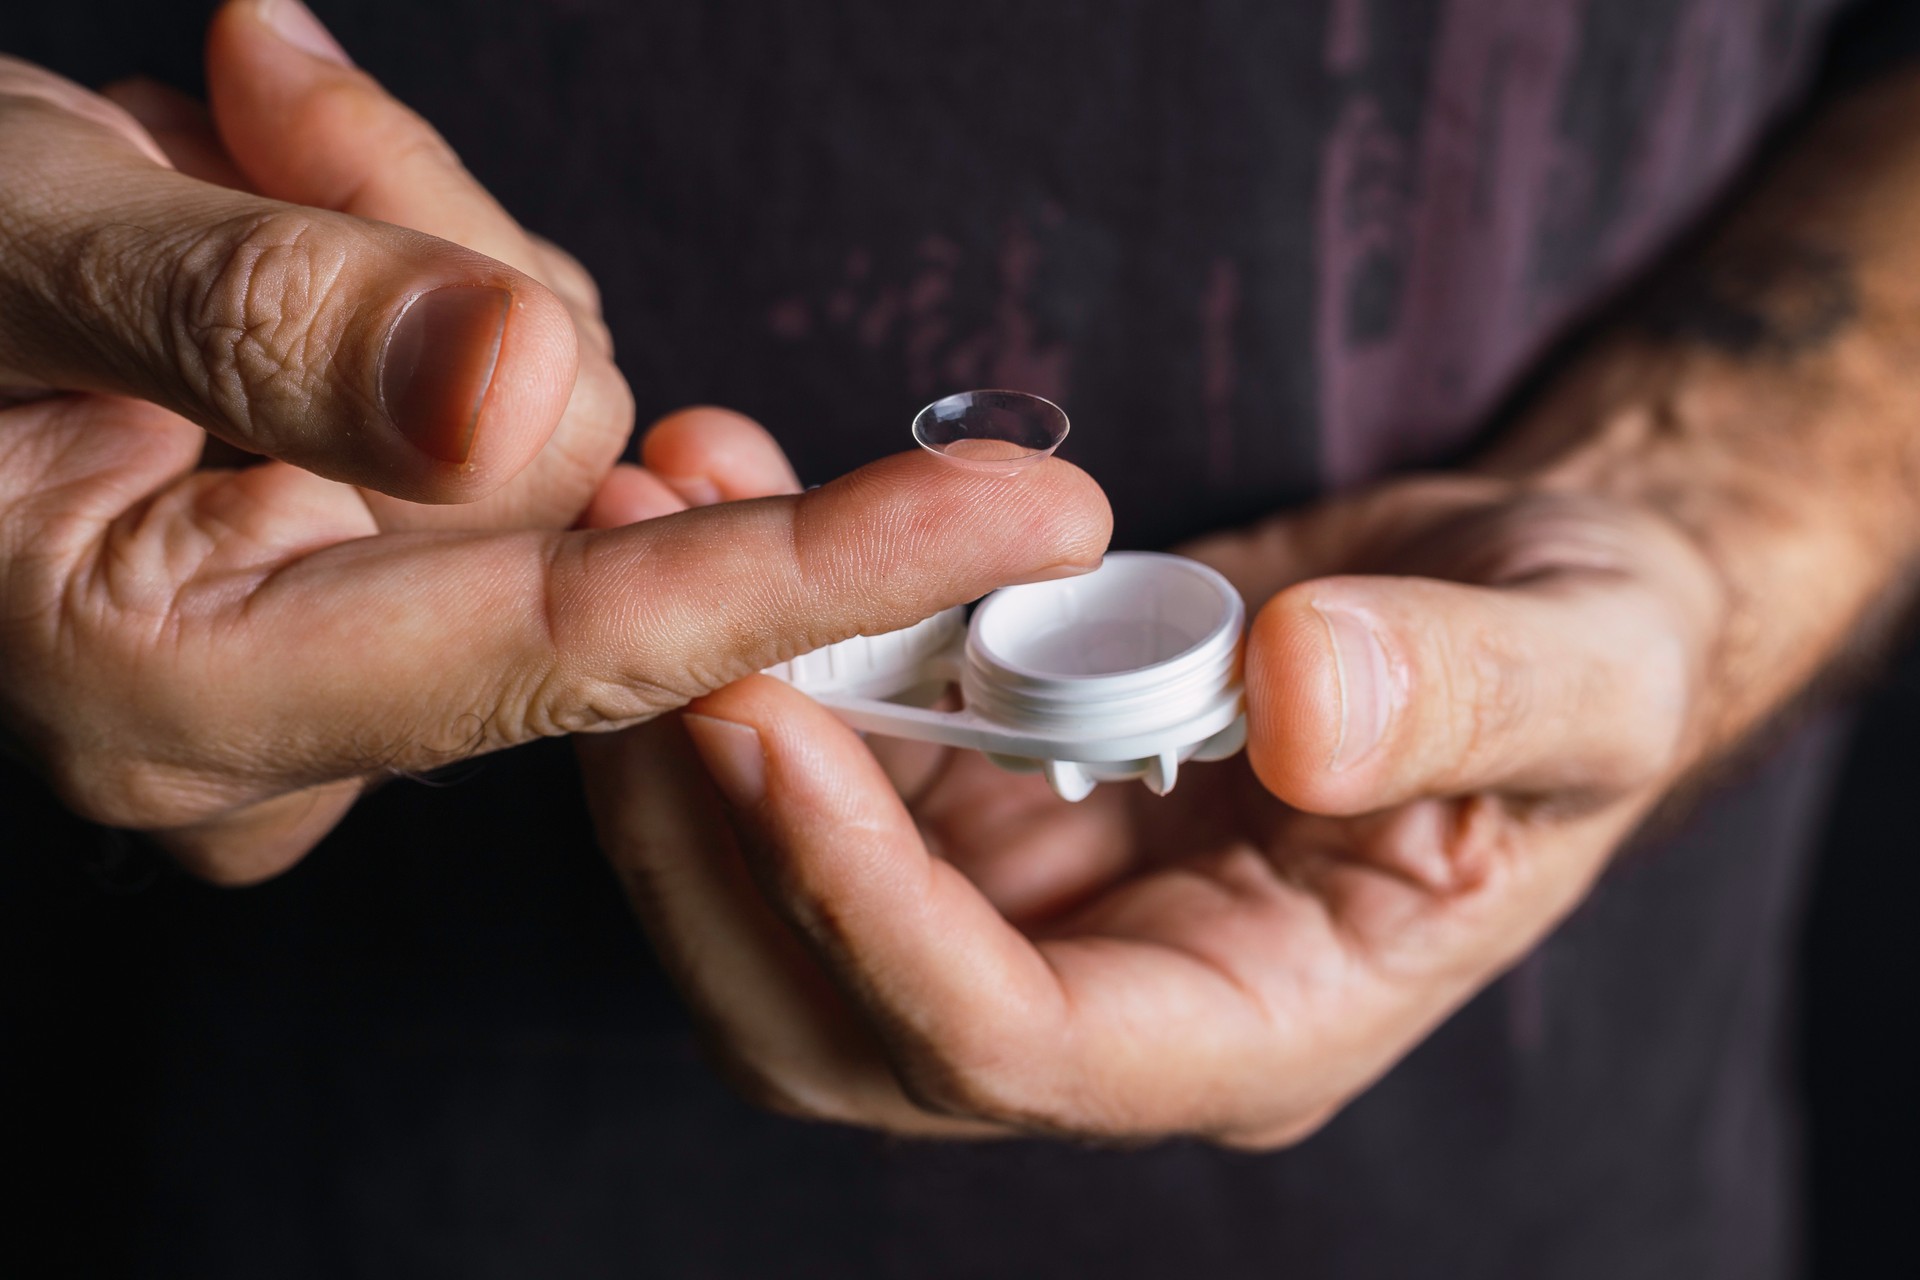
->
584 418 1726 1144
0 2 1109 880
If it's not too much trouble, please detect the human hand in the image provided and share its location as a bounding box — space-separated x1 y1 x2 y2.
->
2 0 631 528
0 2 1111 880
1 383 1106 881
582 396 1757 1144
585 54 1920 1143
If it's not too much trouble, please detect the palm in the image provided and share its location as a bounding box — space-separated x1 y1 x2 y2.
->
901 743 1602 1129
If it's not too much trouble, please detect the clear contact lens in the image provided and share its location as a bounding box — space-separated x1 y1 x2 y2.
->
912 389 1069 474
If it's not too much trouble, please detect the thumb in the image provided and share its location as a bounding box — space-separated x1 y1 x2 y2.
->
0 57 576 502
1245 570 1704 815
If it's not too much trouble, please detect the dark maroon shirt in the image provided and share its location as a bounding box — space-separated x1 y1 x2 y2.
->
2 1 1906 1276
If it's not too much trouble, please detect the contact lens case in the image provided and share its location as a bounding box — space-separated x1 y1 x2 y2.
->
766 391 1245 801
766 551 1247 801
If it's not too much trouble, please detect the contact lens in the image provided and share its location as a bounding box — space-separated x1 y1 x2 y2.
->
911 389 1069 474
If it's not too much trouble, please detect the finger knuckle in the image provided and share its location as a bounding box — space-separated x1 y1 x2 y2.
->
1450 627 1532 777
522 539 692 732
163 209 356 442
514 668 676 740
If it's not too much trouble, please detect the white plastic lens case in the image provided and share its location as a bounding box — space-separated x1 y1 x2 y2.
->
765 552 1247 801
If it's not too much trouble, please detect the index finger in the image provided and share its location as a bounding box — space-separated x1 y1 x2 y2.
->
192 451 1111 789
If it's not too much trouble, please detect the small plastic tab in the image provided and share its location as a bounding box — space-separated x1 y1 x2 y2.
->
1044 760 1098 803
1143 750 1181 797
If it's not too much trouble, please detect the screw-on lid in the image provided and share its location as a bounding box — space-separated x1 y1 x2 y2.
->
763 553 1247 799
962 553 1244 737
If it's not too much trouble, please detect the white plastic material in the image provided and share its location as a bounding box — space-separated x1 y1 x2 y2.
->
763 552 1247 801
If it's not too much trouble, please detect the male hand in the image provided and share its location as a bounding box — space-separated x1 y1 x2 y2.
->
2 2 623 525
587 49 1918 1143
580 343 1810 1144
0 2 1111 880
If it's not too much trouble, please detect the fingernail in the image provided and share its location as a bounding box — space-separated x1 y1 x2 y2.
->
1007 558 1102 586
380 285 512 464
682 714 767 806
257 0 353 67
1315 603 1396 772
669 476 724 507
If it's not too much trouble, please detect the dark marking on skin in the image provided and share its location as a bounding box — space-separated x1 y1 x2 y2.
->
1641 240 1858 359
